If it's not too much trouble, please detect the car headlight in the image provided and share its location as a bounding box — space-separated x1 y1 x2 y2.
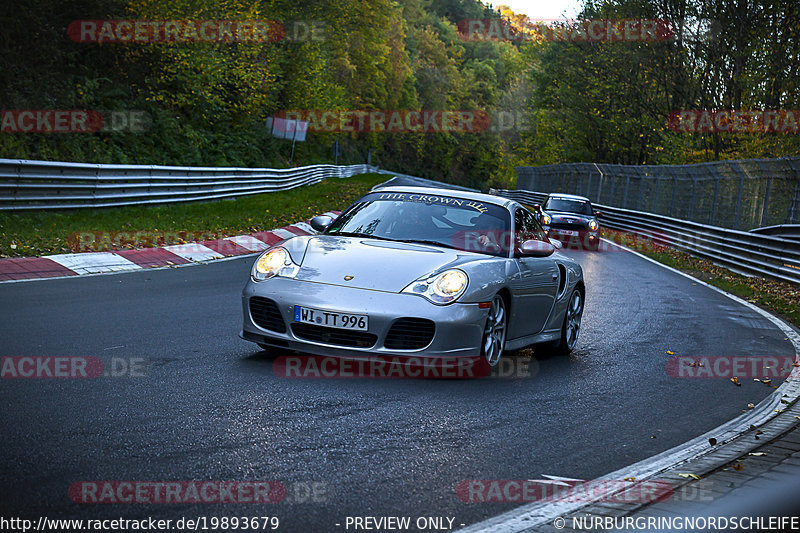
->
251 247 299 281
541 214 551 226
588 219 598 231
402 269 468 305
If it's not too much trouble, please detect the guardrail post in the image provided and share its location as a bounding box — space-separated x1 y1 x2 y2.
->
709 167 719 226
688 176 696 221
785 158 800 224
729 161 746 229
760 177 772 227
91 165 99 206
595 164 604 202
668 169 678 217
585 171 592 199
635 168 645 210
623 173 630 208
12 161 21 207
753 159 774 228
609 174 617 205
653 175 661 213
788 182 800 224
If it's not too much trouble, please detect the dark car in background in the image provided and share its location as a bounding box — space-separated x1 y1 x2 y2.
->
535 193 601 251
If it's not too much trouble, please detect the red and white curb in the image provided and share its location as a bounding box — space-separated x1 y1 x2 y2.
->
0 212 339 282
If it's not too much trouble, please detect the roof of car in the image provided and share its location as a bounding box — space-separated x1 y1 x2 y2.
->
547 193 592 202
370 186 517 209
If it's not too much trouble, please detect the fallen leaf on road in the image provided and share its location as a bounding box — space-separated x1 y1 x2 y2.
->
731 377 741 386
731 462 743 471
677 473 701 479
623 477 635 482
667 351 674 355
708 438 717 446
748 452 766 456
747 403 755 409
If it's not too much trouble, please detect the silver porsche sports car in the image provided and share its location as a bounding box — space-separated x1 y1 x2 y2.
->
240 186 585 366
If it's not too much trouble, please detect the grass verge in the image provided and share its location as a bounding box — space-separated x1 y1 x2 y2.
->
602 229 800 328
0 173 387 258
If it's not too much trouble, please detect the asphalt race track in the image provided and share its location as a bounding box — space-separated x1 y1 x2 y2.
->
0 246 795 532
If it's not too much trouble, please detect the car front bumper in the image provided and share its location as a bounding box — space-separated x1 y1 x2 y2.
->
241 277 489 359
544 227 599 249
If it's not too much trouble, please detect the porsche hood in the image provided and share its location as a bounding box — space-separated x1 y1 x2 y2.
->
289 235 464 292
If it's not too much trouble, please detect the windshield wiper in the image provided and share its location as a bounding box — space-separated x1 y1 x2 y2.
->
327 231 394 241
398 239 460 250
328 233 461 250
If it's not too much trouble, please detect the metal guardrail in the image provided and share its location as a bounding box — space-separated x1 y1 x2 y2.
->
516 158 800 231
750 224 800 242
0 159 378 210
491 188 800 285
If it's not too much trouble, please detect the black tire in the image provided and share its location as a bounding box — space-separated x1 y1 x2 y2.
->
542 288 583 355
480 294 507 366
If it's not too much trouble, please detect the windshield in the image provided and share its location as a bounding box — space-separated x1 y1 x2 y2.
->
545 198 593 215
326 192 511 256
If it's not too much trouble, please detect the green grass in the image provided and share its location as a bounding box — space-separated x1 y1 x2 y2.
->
603 229 800 327
0 173 387 257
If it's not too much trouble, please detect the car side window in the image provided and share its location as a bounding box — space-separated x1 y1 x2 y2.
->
515 208 548 252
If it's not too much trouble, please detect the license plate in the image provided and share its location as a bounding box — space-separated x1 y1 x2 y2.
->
294 305 368 331
559 229 578 236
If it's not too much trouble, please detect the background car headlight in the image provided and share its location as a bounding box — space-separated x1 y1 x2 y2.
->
402 269 468 304
541 214 552 226
588 219 598 231
252 247 299 281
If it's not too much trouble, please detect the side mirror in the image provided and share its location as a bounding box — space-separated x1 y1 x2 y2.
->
520 239 555 257
549 238 563 250
532 204 541 211
595 211 602 218
310 215 334 232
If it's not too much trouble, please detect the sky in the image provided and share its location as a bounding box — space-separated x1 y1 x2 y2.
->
492 0 584 20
